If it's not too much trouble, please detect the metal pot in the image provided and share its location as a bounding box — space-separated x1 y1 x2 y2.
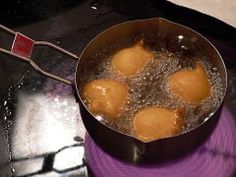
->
0 18 227 164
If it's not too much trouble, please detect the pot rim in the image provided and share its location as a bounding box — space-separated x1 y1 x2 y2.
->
74 17 228 143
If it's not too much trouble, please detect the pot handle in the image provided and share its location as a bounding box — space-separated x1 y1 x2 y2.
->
0 24 78 85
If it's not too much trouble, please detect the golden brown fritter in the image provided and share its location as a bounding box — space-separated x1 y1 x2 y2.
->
133 107 184 142
82 79 129 121
168 62 211 104
111 41 154 77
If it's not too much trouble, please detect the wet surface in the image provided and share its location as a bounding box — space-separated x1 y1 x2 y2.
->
0 0 235 177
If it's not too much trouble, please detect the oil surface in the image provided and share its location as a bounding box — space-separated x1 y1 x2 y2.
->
81 35 224 137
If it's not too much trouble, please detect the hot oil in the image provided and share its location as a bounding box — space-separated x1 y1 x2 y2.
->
82 35 224 137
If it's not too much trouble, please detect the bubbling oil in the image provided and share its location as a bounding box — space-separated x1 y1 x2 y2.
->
81 35 224 138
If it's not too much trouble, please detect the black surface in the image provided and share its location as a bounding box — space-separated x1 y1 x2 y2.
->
0 0 85 27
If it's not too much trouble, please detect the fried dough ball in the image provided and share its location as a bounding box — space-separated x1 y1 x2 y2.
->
133 107 184 142
82 79 129 121
111 41 154 76
168 63 211 104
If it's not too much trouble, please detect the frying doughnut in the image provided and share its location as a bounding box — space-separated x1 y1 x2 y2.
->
133 107 184 142
168 62 211 104
112 41 154 76
82 79 129 121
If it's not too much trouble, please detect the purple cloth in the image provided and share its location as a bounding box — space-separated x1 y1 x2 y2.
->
85 106 236 177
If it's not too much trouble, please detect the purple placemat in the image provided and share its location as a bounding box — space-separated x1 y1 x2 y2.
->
85 106 236 177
